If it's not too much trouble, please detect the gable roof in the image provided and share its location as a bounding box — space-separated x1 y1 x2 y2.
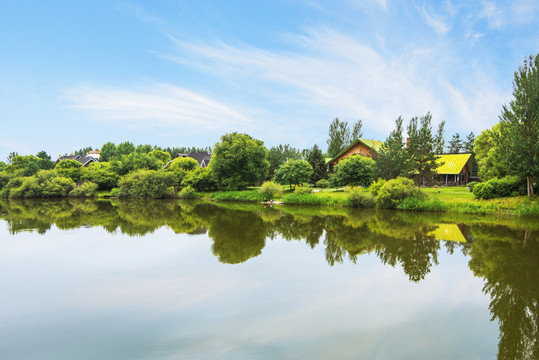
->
436 154 471 175
328 138 383 164
55 155 99 167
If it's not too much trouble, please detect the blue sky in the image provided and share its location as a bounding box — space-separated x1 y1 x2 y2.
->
1 0 538 160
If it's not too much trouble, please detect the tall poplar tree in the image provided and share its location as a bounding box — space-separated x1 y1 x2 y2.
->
351 119 363 140
375 116 408 179
498 54 539 197
407 112 438 186
434 120 445 154
327 118 351 158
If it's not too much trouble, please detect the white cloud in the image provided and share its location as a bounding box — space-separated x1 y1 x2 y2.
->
420 3 451 34
63 84 255 133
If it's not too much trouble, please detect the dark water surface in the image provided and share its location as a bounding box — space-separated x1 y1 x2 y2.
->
0 199 538 359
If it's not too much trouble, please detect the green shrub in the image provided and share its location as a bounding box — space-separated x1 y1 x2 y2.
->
328 173 339 188
348 187 375 208
396 197 447 212
466 181 479 192
295 183 313 194
333 155 375 187
182 168 217 191
375 177 422 209
0 172 76 198
514 204 539 216
259 181 281 198
472 176 526 199
315 179 330 188
178 186 199 199
69 181 98 197
368 178 387 196
83 163 120 190
212 190 264 202
118 170 177 198
109 188 120 197
54 159 84 183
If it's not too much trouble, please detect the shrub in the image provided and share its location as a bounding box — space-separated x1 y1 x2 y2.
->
333 155 375 187
396 197 447 212
368 178 387 196
83 163 120 190
166 156 199 172
109 188 120 197
54 159 84 183
118 170 177 198
466 181 479 192
375 177 422 209
0 172 76 198
182 168 218 191
472 176 526 199
316 179 330 188
212 190 264 202
259 181 281 198
348 187 375 208
295 183 313 194
178 186 199 199
69 181 98 197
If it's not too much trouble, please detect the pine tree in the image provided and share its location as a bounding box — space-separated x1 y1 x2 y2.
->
407 112 439 186
305 144 328 183
375 116 408 179
448 133 464 154
434 120 446 154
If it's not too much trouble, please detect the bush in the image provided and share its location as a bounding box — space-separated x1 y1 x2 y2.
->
178 186 199 199
368 178 387 196
118 170 177 198
316 179 330 188
333 155 375 187
0 172 76 198
69 181 98 197
295 183 313 194
83 163 120 190
259 181 281 198
472 176 526 199
182 168 217 191
166 156 199 172
466 181 479 192
375 177 422 209
396 197 447 212
54 159 84 183
348 187 375 208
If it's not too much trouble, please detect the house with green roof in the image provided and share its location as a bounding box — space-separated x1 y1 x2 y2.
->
328 139 383 172
435 154 473 186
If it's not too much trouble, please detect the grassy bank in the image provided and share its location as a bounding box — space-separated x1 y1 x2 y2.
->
197 185 539 217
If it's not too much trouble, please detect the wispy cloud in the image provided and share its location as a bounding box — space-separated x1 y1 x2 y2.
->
63 84 254 133
419 3 451 34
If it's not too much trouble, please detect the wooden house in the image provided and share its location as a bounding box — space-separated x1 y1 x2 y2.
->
328 139 383 172
435 154 473 186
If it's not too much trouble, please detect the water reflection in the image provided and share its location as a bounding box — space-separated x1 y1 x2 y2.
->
1 199 538 359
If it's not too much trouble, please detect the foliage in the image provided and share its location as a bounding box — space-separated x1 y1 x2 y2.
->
472 176 527 199
69 181 98 197
466 181 479 192
165 156 199 172
396 197 447 212
295 184 313 194
474 124 506 180
448 133 464 154
258 181 281 198
406 112 439 186
327 118 351 158
375 116 409 179
274 159 313 190
178 186 199 199
434 120 445 154
348 187 375 208
282 193 325 205
82 162 120 190
211 132 269 190
54 159 84 182
305 144 327 183
351 119 363 141
117 170 177 199
99 142 117 161
118 152 160 175
116 141 136 157
333 155 375 187
148 150 171 167
368 178 387 195
497 53 539 197
181 168 217 191
212 190 264 202
267 144 302 178
375 177 422 209
0 171 76 198
316 179 330 188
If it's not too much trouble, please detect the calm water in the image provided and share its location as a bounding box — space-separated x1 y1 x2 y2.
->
0 199 538 360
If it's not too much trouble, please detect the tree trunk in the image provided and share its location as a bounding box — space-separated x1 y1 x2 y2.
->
527 177 535 197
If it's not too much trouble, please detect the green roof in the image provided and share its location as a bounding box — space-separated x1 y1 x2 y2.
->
329 139 383 164
436 154 471 175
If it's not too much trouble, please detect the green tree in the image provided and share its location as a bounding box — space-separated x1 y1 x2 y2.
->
166 157 199 172
464 132 478 176
148 150 171 167
351 119 363 140
36 151 54 170
375 116 409 179
327 118 351 158
498 54 539 197
434 120 446 154
333 155 375 187
305 144 327 183
100 142 117 162
267 144 302 178
407 112 439 186
211 133 269 190
82 162 120 190
448 133 464 154
118 153 160 175
475 124 506 180
116 141 136 157
274 159 313 189
54 159 84 183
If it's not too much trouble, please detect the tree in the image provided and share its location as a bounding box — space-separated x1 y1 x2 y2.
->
351 119 363 140
434 120 446 154
147 150 171 167
407 112 439 186
166 156 199 172
448 133 464 154
54 159 84 183
274 159 313 189
211 133 269 190
327 118 351 158
497 54 539 197
333 155 375 187
73 147 93 157
100 142 117 162
464 132 478 176
375 116 409 179
267 144 302 178
36 151 54 170
116 141 136 157
305 144 327 183
7 152 19 164
475 124 506 180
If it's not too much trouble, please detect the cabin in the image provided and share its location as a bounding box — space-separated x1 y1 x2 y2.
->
55 154 99 167
328 139 383 172
163 151 212 169
435 154 473 186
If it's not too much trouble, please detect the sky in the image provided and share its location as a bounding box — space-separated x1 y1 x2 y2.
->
1 0 538 161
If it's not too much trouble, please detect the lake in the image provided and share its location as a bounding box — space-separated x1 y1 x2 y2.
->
0 199 537 359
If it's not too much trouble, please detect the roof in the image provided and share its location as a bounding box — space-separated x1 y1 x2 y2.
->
55 155 99 167
329 138 383 164
436 154 471 175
